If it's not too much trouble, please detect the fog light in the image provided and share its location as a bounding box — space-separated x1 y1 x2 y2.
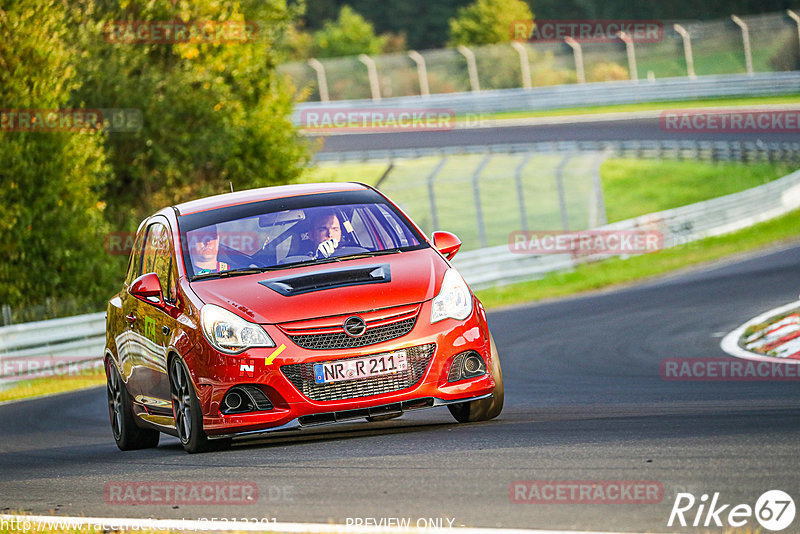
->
447 351 487 383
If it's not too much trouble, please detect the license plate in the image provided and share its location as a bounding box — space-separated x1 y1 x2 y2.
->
314 350 408 384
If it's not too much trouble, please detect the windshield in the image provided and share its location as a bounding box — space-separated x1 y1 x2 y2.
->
179 194 424 279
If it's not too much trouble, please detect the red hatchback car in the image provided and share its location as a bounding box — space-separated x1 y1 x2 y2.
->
105 183 503 453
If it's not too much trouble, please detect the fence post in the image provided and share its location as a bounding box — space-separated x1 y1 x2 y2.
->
408 50 430 97
457 45 481 93
472 154 491 248
1 304 11 326
358 54 382 102
514 152 533 231
307 58 330 103
618 32 638 82
555 153 572 232
427 157 448 232
564 37 586 84
673 24 697 79
730 15 754 75
511 42 532 89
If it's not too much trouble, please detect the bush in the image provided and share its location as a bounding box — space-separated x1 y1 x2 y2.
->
587 61 630 82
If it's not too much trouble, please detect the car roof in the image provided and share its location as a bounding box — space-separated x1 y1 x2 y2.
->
174 182 370 216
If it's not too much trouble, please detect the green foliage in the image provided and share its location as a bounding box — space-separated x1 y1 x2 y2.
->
67 0 311 229
0 0 116 319
769 34 800 72
587 61 629 82
312 5 386 58
447 0 533 47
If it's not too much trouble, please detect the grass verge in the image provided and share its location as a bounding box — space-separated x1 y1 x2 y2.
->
475 209 800 310
0 371 105 403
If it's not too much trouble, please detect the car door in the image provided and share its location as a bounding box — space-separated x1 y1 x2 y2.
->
126 219 180 413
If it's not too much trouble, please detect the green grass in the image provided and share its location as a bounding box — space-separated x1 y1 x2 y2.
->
0 371 105 403
601 159 797 222
474 208 800 309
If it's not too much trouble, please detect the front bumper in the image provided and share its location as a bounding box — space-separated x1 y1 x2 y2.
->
207 394 494 440
186 298 495 437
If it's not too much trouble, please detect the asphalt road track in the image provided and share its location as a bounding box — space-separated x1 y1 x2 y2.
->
2 243 800 531
314 116 799 153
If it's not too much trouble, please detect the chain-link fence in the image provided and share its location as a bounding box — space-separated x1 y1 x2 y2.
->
279 11 800 102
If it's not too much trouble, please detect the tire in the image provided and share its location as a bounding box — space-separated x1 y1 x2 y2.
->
448 335 504 423
106 362 160 450
169 357 231 453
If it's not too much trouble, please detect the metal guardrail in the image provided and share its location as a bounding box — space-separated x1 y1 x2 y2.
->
0 312 105 384
294 72 800 122
454 166 800 288
314 139 800 163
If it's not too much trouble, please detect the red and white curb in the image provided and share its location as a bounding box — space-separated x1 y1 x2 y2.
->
0 514 660 534
720 300 800 363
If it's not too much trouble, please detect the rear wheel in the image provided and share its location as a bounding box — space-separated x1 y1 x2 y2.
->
107 362 160 450
169 358 230 453
448 335 504 423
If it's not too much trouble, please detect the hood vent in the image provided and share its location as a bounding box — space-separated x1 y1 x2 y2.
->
259 263 391 296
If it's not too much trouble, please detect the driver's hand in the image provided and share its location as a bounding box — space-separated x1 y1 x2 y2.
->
315 238 338 258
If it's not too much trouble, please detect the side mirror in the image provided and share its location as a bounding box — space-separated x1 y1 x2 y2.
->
432 231 462 260
129 272 164 307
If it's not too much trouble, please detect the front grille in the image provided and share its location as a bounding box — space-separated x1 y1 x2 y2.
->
281 343 435 402
286 316 416 350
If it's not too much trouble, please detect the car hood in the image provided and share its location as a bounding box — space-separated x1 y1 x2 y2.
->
188 248 448 324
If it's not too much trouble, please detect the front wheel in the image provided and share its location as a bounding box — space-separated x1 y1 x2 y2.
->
107 362 160 450
170 358 230 453
448 335 504 423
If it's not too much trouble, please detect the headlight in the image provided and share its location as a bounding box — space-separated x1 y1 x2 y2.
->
201 304 275 353
431 268 473 323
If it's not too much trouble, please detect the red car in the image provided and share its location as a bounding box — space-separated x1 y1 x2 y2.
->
105 182 503 453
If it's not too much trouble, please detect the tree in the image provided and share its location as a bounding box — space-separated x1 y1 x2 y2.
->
312 5 386 58
67 0 312 229
448 0 533 47
0 0 116 320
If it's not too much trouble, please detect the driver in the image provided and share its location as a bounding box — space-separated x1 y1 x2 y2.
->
190 225 229 275
309 210 342 258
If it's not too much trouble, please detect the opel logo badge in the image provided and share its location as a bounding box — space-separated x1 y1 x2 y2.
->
343 316 367 337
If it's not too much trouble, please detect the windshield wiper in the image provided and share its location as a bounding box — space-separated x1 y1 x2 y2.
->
334 248 403 260
191 267 275 281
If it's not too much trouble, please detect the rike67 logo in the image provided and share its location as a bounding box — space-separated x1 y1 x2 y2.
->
668 490 795 531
